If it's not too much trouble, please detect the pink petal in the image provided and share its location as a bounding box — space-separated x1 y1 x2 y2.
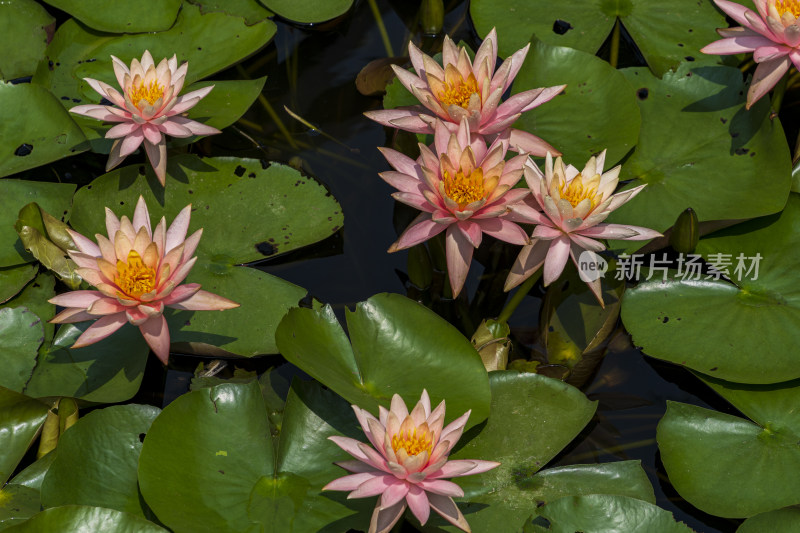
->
457 220 482 248
87 298 129 316
378 147 421 176
364 108 433 134
500 43 530 92
520 84 566 113
349 475 402 499
543 235 571 286
165 205 192 252
157 120 194 138
144 140 168 186
389 214 448 252
406 484 430 525
445 225 473 298
370 501 407 533
475 217 529 245
418 479 463 497
380 480 410 509
142 123 162 145
49 290 104 308
67 229 101 257
323 472 384 492
747 55 791 109
753 43 791 62
70 105 130 122
139 314 170 364
380 171 425 194
508 129 560 156
505 239 549 291
701 36 768 55
427 493 471 532
712 0 763 32
159 283 200 305
106 122 141 139
119 129 144 157
437 410 470 450
168 116 221 136
71 313 128 348
51 308 95 324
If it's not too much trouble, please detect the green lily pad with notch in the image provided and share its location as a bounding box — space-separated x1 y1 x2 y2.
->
33 3 275 113
512 41 641 166
4 506 167 532
607 64 790 238
527 494 693 532
0 387 49 486
423 371 643 531
138 380 370 533
0 264 37 304
275 292 491 429
621 194 800 383
41 0 180 33
41 405 160 516
0 0 54 80
70 155 343 356
0 453 55 528
738 507 800 532
188 0 274 25
259 0 352 23
658 391 800 518
0 308 44 393
0 83 87 179
0 180 75 268
470 0 725 76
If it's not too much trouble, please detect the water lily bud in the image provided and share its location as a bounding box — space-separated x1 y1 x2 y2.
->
471 318 511 371
407 244 433 289
420 0 444 35
669 207 699 254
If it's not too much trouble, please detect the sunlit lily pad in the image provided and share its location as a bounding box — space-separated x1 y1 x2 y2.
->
470 0 725 75
622 194 800 383
4 506 167 532
0 180 75 268
41 0 180 33
658 375 800 518
0 83 86 179
513 41 641 165
0 308 43 393
70 155 343 356
138 380 369 533
188 0 274 25
528 494 693 532
275 293 491 429
424 372 654 531
608 64 790 237
40 405 160 516
259 0 352 23
0 387 49 486
738 508 800 532
0 0 54 80
33 3 275 111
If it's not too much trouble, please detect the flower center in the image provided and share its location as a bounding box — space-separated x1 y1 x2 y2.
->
438 73 479 109
443 167 485 209
391 427 433 457
128 80 165 108
116 249 156 298
559 174 599 208
775 0 800 17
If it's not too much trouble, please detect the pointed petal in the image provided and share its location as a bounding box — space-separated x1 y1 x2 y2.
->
139 314 170 364
71 313 128 348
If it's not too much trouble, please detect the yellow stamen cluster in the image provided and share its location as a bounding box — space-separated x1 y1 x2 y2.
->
128 80 165 108
560 174 599 209
443 167 485 208
116 250 156 298
438 74 479 109
776 0 800 17
391 427 433 456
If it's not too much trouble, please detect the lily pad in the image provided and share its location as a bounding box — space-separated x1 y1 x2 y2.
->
70 155 343 356
275 293 491 429
0 308 44 393
621 194 800 383
658 391 800 518
41 0 180 33
15 203 80 289
0 265 37 304
259 0 352 23
528 494 693 532
512 41 641 166
470 0 725 75
0 180 75 268
0 0 54 80
4 506 167 532
188 0 274 25
33 3 276 112
3 272 55 349
738 508 800 532
608 64 790 237
138 380 368 533
0 82 86 179
0 387 49 486
41 405 160 516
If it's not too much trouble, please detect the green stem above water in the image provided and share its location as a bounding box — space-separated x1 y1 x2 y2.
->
497 269 543 324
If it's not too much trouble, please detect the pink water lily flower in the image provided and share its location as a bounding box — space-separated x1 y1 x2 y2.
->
48 196 238 364
365 28 565 156
702 0 800 108
505 151 661 306
323 390 499 533
70 50 221 185
380 119 531 297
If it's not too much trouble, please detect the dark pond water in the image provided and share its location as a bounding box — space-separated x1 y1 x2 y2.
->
122 1 748 531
